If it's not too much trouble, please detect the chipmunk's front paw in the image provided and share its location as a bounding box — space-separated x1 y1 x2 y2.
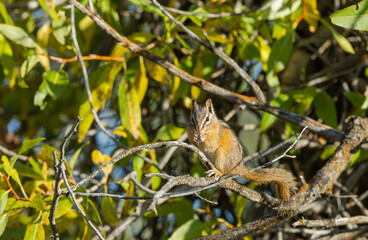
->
205 168 224 180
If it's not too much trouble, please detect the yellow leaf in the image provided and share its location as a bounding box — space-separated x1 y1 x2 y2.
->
305 0 321 32
145 59 170 85
112 125 128 138
257 36 271 71
37 21 51 48
91 150 112 177
79 15 95 49
134 56 148 104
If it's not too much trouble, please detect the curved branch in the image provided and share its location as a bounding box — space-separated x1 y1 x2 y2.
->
68 0 344 141
197 116 368 239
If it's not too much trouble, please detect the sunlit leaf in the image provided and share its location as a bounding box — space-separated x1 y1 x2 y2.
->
91 150 112 178
0 24 37 48
168 219 204 240
29 193 44 211
155 124 185 141
0 190 8 215
320 19 355 54
118 78 141 140
52 11 70 45
42 70 69 99
330 0 368 31
24 222 45 240
257 0 302 20
304 0 320 32
55 197 73 219
128 32 156 44
145 59 170 86
36 22 51 48
0 3 13 25
38 0 58 20
0 213 8 237
21 55 39 79
134 56 148 104
0 34 16 88
34 80 48 110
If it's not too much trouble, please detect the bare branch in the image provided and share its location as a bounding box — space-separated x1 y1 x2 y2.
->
49 117 82 240
0 144 28 161
151 0 266 102
197 116 368 239
68 0 344 141
292 215 368 228
62 141 213 194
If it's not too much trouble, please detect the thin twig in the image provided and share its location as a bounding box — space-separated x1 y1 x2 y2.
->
151 0 266 102
68 0 344 141
49 117 82 240
0 144 28 161
61 141 213 194
66 192 152 200
58 152 104 239
69 0 161 172
292 215 368 228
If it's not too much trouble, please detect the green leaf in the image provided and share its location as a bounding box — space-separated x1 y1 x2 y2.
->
19 138 45 156
38 0 58 20
288 86 317 109
320 18 355 54
0 190 8 215
314 92 337 128
52 11 70 45
257 0 302 20
145 198 193 226
0 3 13 25
260 94 290 131
24 222 45 240
118 79 142 140
101 197 118 226
320 146 338 160
330 0 368 31
128 0 166 18
29 193 44 211
34 80 48 110
21 55 39 78
155 124 185 141
268 32 293 73
13 163 44 180
0 34 16 86
2 156 27 198
42 70 69 99
168 219 205 240
69 142 89 171
0 213 8 237
0 24 37 48
55 197 73 219
9 137 45 166
344 91 368 109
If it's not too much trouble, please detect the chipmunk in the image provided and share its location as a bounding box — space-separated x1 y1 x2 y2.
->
187 99 297 200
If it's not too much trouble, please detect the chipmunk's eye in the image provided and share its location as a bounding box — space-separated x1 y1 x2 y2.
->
206 116 210 122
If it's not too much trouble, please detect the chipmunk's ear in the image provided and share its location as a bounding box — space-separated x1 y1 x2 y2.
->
205 99 214 114
192 98 199 109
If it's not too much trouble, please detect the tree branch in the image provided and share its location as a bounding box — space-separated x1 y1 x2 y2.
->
67 0 344 141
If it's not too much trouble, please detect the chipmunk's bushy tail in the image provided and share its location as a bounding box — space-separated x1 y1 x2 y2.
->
239 167 298 200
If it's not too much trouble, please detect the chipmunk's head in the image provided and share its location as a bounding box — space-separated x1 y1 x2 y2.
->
188 99 218 143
